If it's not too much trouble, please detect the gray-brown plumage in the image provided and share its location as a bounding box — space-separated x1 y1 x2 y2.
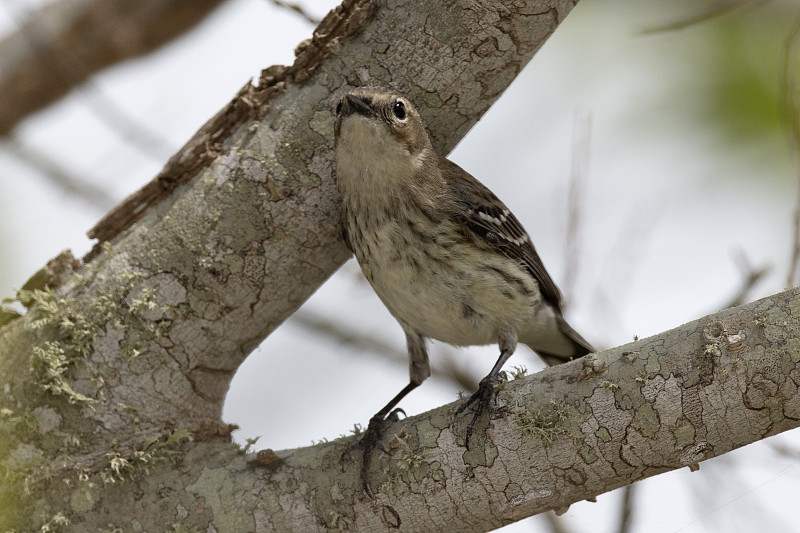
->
334 86 593 492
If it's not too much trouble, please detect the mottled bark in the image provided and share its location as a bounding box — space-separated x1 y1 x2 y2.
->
5 284 799 531
257 287 800 530
6 1 797 531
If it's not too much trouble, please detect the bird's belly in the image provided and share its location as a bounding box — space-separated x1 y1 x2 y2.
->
356 231 541 346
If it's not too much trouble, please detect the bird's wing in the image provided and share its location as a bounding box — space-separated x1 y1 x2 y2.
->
440 158 563 310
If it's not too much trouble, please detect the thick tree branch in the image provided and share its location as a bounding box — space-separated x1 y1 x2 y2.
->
84 0 380 245
0 0 581 530
7 287 797 531
0 0 228 136
240 287 800 531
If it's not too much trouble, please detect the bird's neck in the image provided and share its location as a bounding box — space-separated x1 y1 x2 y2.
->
336 126 441 205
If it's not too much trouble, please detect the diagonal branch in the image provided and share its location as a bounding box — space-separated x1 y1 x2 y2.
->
249 287 800 531
0 1 583 530
84 0 380 245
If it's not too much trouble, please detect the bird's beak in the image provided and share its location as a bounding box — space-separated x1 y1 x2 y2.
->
343 94 374 118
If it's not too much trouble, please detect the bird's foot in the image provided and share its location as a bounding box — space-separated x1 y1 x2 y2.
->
455 374 503 447
347 408 405 495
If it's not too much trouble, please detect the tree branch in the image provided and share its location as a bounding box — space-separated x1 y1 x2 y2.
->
0 0 581 530
8 286 795 531
239 287 800 531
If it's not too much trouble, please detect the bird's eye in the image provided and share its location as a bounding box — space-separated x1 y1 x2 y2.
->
335 101 342 115
393 100 406 121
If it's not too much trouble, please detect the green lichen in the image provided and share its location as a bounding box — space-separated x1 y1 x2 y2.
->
0 305 21 326
327 510 351 531
415 419 440 448
223 254 244 275
165 524 202 533
379 470 405 500
372 41 389 53
31 342 95 404
421 91 443 109
578 444 598 464
673 419 696 449
128 287 158 314
766 395 785 423
601 380 619 391
632 404 659 439
596 427 612 442
0 407 40 441
309 110 334 138
644 350 662 375
39 512 69 532
8 266 168 404
100 429 193 484
395 436 426 483
515 400 570 445
508 364 528 380
237 436 261 454
1 442 48 494
9 288 99 404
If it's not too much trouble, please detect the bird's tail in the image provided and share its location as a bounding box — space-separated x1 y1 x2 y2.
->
520 312 594 367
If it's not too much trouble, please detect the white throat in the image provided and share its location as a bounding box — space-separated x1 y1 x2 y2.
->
336 115 418 194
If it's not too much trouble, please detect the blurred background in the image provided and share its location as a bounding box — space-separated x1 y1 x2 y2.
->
2 0 800 531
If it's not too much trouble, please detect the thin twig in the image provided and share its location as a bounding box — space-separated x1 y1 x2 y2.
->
289 307 469 391
2 136 116 209
616 484 635 533
542 511 574 533
561 111 592 310
783 11 800 287
640 0 767 34
722 250 769 309
270 0 321 25
768 441 800 459
438 350 479 395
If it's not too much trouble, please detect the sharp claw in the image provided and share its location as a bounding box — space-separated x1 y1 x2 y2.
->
357 415 388 495
456 375 498 446
387 407 406 422
345 381 421 495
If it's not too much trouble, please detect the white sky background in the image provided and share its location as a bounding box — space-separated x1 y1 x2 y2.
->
2 0 800 531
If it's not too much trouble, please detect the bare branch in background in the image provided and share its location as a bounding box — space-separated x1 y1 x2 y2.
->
290 308 408 366
0 0 228 136
270 0 321 25
290 307 475 393
542 510 575 533
2 136 115 209
69 81 174 162
783 11 800 287
640 0 767 34
586 205 658 348
616 485 635 533
768 441 800 460
722 250 769 309
561 111 592 310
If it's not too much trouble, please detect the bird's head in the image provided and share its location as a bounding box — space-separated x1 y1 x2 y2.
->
334 87 432 167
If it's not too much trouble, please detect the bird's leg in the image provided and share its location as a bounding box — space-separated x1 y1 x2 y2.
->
455 348 514 445
347 332 428 494
355 381 419 495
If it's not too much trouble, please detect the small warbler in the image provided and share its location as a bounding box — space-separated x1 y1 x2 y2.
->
334 87 593 491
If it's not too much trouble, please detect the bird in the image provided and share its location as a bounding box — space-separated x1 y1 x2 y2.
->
333 86 593 492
